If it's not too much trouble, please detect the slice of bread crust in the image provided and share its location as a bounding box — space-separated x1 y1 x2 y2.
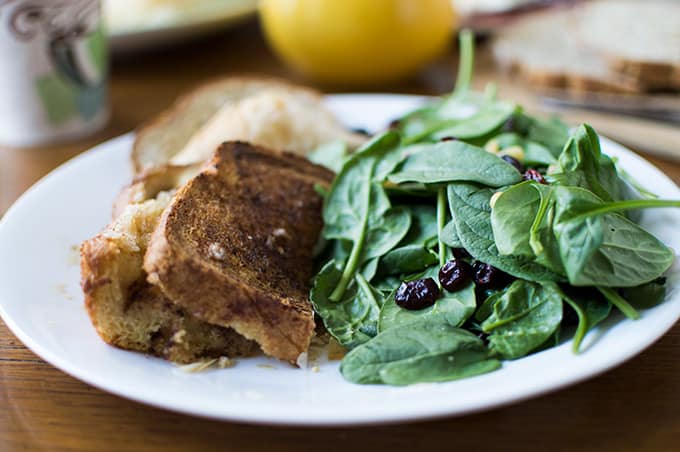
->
131 76 364 175
81 191 260 364
144 142 333 364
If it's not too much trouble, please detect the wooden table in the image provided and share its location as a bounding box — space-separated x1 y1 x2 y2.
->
2 21 680 452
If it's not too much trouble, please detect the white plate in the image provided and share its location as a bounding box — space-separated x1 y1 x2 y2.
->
1 95 679 426
106 0 258 53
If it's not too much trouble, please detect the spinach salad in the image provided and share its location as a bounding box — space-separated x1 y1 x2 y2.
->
308 32 680 386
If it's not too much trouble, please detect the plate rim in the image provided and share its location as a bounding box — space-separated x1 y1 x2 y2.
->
1 94 679 426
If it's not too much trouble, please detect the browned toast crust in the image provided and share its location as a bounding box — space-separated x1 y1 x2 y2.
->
144 142 333 364
81 193 260 363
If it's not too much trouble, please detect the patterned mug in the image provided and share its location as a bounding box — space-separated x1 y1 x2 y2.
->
0 0 108 147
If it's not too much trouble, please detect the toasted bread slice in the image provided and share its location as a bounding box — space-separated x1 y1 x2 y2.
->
132 77 364 174
81 191 260 363
144 142 333 364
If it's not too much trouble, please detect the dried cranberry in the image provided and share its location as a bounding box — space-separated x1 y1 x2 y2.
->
395 278 440 310
452 247 471 260
523 169 546 184
502 155 524 173
439 259 473 292
472 261 508 289
440 136 457 142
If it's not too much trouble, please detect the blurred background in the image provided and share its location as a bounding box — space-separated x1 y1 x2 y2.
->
0 0 678 214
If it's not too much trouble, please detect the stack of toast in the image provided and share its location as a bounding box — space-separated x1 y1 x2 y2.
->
80 77 362 365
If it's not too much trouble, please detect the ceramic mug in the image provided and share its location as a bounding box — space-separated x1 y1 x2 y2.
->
0 0 108 147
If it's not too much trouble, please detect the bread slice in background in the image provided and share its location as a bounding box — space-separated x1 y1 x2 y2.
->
81 191 260 363
132 77 365 175
574 0 680 90
492 7 643 93
492 0 680 93
144 142 333 364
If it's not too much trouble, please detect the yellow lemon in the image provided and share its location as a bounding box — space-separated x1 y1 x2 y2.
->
259 0 456 85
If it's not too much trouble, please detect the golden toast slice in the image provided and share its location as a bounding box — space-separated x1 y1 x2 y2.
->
144 142 333 364
81 190 259 363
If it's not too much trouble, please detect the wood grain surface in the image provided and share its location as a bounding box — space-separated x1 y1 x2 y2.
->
1 20 680 452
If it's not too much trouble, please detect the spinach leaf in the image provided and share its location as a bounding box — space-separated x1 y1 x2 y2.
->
363 206 411 261
322 169 384 245
379 282 476 332
526 116 570 157
430 102 517 141
491 182 540 257
322 131 404 300
397 32 509 146
329 239 352 263
377 244 438 276
481 280 552 330
373 277 401 293
475 290 504 322
307 140 348 173
448 182 564 282
615 162 658 200
398 109 442 142
436 186 448 266
582 294 612 329
551 124 623 202
552 186 675 287
361 257 379 282
378 349 501 386
403 263 441 282
483 281 563 359
340 319 498 384
492 183 676 288
559 286 611 352
310 261 384 349
441 219 462 248
621 279 667 309
389 140 521 187
398 204 438 247
490 182 564 274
